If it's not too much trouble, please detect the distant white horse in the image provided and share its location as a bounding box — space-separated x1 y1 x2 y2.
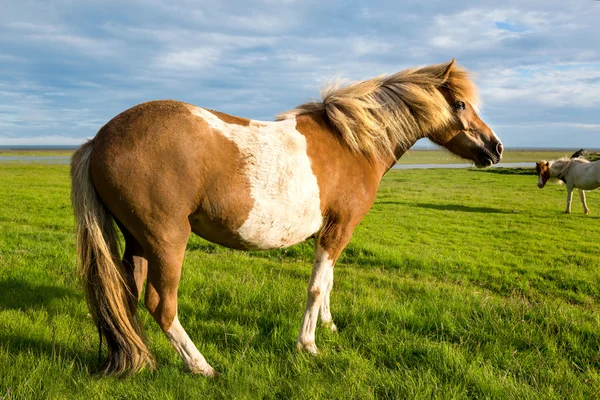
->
536 158 600 214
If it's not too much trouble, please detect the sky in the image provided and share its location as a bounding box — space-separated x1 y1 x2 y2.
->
1 0 599 148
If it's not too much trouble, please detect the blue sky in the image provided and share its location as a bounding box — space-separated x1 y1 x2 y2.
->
1 0 599 148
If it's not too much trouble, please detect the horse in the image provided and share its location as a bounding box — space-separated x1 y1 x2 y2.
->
571 149 586 159
70 59 503 377
536 158 600 214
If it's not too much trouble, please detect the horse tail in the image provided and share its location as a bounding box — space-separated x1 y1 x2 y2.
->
70 140 154 376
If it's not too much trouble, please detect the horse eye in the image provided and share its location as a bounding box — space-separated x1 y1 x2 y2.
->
454 100 466 110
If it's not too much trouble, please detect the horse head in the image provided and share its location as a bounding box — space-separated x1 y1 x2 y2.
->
535 160 551 188
427 60 503 168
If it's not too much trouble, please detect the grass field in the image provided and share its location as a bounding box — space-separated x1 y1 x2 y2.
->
0 150 74 157
1 161 600 399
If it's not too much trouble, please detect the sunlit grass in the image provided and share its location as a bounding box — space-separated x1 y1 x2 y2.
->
1 163 600 399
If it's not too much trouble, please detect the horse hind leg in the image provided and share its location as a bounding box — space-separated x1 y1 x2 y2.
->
578 189 590 214
117 229 150 350
144 238 217 377
120 226 148 303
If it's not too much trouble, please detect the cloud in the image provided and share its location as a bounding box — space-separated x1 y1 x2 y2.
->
156 48 222 70
479 64 600 108
0 54 28 63
6 22 119 58
0 0 599 148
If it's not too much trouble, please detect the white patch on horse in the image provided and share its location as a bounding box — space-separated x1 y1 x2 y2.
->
165 315 217 376
188 106 323 249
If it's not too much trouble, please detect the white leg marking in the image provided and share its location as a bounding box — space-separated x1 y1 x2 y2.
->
297 246 332 353
579 189 590 214
565 187 573 214
320 267 337 332
166 315 217 376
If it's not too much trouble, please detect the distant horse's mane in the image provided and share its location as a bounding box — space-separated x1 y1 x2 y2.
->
550 157 591 178
277 60 480 162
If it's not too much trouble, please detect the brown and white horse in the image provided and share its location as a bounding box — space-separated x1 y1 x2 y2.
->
536 158 600 214
71 59 502 377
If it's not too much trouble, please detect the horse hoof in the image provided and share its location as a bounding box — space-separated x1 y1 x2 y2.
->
297 341 319 354
185 363 219 377
321 321 338 333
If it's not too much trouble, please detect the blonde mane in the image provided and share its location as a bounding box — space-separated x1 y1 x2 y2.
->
277 60 480 162
550 157 590 178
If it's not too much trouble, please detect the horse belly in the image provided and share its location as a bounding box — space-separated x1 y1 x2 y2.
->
190 188 322 251
235 186 323 250
573 171 600 191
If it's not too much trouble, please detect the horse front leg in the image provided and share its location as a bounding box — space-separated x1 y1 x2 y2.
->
297 225 352 353
565 186 574 214
320 271 337 332
578 189 590 214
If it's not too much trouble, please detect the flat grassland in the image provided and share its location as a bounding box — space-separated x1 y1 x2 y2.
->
1 162 600 399
0 150 74 157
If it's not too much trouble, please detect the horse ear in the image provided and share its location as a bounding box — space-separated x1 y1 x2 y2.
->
440 59 456 83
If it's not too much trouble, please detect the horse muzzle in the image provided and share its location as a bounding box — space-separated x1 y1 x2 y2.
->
474 140 503 168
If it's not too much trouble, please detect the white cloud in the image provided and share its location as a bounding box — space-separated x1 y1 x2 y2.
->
5 22 119 58
351 37 393 57
0 0 599 147
156 48 222 70
0 54 28 63
479 64 600 108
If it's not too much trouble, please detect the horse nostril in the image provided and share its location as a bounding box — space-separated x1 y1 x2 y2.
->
496 142 504 156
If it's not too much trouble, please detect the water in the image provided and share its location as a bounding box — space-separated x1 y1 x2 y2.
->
0 156 533 169
0 156 71 164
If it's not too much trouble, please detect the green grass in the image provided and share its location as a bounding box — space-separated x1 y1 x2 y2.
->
1 163 600 399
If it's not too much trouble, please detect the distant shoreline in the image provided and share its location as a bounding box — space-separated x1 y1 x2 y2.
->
1 145 598 152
